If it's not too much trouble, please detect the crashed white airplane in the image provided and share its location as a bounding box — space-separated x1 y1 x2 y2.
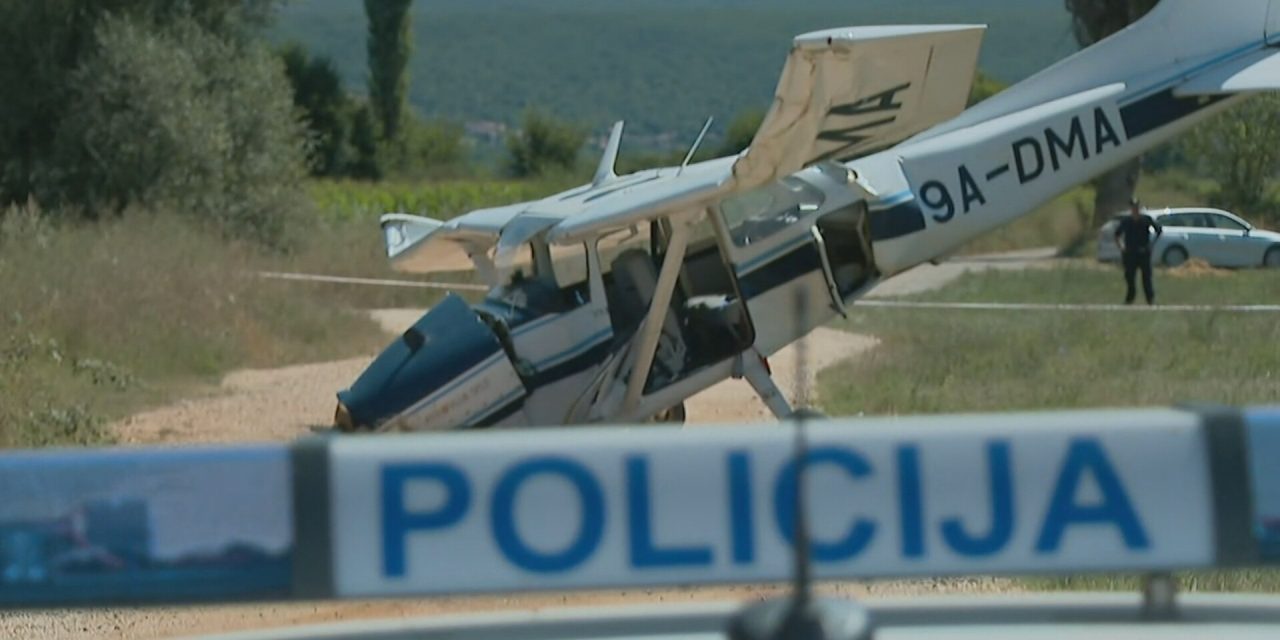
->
335 0 1280 432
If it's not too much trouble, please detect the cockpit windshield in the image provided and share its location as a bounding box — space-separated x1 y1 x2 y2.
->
482 216 589 324
719 176 826 247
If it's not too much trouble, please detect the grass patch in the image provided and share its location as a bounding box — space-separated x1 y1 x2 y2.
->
0 210 390 448
823 265 1280 416
923 262 1280 306
820 265 1280 591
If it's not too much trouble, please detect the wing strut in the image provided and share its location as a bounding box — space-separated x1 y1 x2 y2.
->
622 215 690 413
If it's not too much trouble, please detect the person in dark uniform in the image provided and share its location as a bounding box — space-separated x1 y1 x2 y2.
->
1113 199 1163 305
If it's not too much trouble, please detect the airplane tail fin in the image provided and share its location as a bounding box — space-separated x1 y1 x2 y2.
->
592 121 625 187
915 0 1280 142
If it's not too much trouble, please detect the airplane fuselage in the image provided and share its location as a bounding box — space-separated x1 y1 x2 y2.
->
855 84 1241 277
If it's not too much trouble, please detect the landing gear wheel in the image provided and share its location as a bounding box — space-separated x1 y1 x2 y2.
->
791 408 828 421
1265 246 1280 269
651 402 687 424
1162 246 1189 268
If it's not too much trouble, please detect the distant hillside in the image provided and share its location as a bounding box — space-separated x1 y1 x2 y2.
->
271 0 1077 145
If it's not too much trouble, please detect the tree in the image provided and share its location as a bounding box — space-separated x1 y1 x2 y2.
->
50 15 311 247
365 0 414 142
0 0 281 209
1064 0 1161 225
348 104 384 180
280 43 353 177
1183 95 1280 222
505 109 586 178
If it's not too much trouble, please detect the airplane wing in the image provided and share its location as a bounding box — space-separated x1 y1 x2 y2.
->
731 25 987 189
549 25 987 244
394 25 987 260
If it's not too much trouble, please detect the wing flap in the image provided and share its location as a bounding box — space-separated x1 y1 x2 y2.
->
1174 47 1280 96
731 24 986 189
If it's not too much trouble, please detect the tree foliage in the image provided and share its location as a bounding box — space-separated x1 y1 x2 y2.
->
365 0 414 142
1183 96 1280 222
281 43 353 177
0 0 280 207
505 109 586 178
0 1 309 247
53 16 310 246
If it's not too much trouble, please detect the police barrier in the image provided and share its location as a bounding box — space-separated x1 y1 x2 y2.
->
0 405 1278 607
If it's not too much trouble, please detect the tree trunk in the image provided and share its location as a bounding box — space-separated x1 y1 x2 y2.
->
1091 157 1142 228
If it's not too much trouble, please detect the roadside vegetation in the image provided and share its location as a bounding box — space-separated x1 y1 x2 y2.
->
0 209 389 448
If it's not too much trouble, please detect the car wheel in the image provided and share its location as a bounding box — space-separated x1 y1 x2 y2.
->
1265 246 1280 269
1162 246 1189 267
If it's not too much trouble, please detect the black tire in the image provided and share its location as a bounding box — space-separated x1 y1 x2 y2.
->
651 402 687 424
791 408 828 421
1265 246 1280 269
1162 246 1189 268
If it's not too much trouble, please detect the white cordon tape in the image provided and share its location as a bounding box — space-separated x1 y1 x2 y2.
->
255 271 1280 311
256 271 488 292
855 300 1280 313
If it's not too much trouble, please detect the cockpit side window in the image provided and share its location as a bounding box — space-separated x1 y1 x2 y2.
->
549 242 590 305
719 177 826 247
487 238 588 315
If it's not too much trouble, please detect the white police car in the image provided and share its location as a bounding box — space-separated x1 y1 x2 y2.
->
1097 208 1280 268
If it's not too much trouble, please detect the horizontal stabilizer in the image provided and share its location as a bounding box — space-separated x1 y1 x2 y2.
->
732 24 985 189
381 213 482 274
1175 48 1280 96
